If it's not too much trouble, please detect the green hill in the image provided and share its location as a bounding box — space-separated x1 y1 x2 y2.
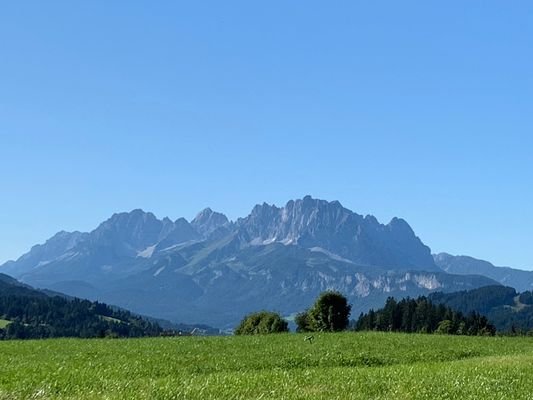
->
429 285 533 332
0 273 163 339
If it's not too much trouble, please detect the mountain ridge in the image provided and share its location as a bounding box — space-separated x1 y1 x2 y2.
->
0 196 501 327
434 253 533 292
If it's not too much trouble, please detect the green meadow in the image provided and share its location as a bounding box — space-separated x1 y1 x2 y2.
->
1 332 533 399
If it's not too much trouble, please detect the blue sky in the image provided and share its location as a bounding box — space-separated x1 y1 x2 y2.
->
1 1 532 269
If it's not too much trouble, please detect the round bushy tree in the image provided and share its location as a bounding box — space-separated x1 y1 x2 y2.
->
234 311 289 335
308 291 351 332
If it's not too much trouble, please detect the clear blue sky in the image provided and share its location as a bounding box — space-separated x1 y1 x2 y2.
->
1 1 532 269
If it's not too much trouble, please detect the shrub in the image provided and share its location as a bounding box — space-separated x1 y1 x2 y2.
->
234 311 288 335
435 320 453 335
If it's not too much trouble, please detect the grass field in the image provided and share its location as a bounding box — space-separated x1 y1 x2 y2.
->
1 332 533 399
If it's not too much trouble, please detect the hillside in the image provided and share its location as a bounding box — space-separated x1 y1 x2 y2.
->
1 196 498 328
429 285 533 332
434 253 533 292
0 273 164 339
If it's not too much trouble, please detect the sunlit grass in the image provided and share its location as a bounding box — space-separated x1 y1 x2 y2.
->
1 332 533 399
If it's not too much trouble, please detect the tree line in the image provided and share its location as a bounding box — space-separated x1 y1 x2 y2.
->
235 291 352 335
235 291 496 336
354 296 496 335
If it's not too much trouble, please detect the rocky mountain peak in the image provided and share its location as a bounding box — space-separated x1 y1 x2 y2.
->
97 210 160 236
91 209 170 253
191 208 230 237
1 230 89 277
387 217 416 236
236 196 436 270
21 230 86 261
434 252 453 264
240 196 353 241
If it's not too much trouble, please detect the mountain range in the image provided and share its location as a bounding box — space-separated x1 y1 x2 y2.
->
2 196 529 328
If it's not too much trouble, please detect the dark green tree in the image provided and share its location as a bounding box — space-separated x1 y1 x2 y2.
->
306 291 351 332
234 311 289 335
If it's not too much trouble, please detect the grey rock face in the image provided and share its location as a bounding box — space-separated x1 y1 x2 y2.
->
89 209 172 255
191 208 231 238
237 196 437 270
